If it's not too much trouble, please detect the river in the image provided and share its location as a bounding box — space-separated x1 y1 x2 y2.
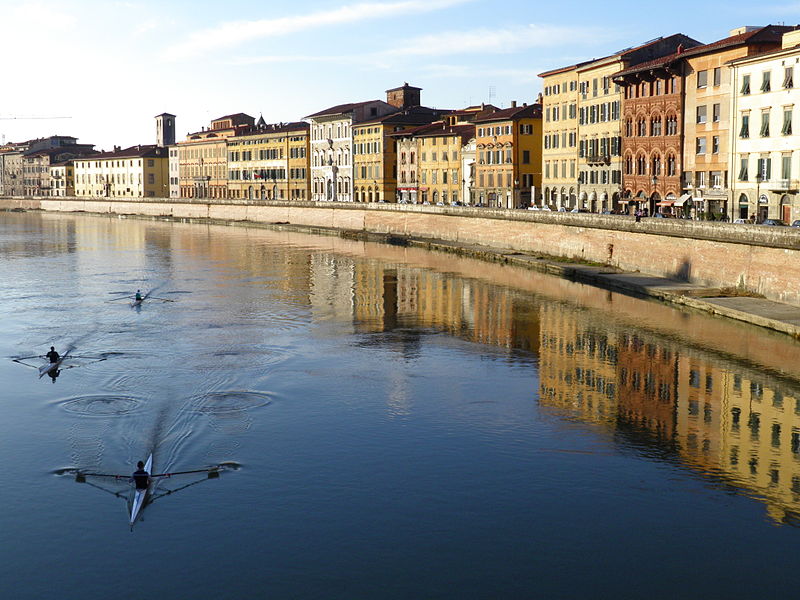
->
2 210 800 599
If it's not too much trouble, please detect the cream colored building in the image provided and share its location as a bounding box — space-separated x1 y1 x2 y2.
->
681 26 791 219
49 161 74 197
729 29 800 222
74 145 168 198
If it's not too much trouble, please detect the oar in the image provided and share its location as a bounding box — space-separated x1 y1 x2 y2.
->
152 467 220 478
146 296 175 302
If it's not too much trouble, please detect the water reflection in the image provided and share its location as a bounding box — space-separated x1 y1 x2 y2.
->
7 211 800 532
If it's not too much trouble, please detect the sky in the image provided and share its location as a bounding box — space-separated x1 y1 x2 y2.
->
2 0 799 150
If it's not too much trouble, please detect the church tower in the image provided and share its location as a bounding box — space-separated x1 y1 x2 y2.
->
155 113 176 147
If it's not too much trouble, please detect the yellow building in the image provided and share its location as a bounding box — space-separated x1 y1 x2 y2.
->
353 107 444 203
178 113 254 199
539 64 583 209
473 101 542 208
226 121 309 201
49 160 74 197
74 145 168 198
415 123 475 205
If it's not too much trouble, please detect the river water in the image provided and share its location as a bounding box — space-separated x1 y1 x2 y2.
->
2 210 800 599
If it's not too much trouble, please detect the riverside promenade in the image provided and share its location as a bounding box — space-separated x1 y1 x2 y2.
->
5 196 800 338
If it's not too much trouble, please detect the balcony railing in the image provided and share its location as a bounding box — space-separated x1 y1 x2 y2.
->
586 154 610 165
768 179 799 192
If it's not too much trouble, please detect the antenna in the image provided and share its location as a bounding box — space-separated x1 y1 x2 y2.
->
488 85 496 104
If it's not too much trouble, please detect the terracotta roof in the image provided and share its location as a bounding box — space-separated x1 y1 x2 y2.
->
211 113 253 122
235 121 309 137
354 106 447 127
538 61 592 78
81 145 166 160
304 100 383 119
615 26 794 78
474 104 541 123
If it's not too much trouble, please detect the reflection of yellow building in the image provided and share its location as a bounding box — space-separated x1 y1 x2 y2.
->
537 300 800 524
538 304 619 425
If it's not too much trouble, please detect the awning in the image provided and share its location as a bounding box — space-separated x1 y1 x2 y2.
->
657 200 674 206
674 193 692 206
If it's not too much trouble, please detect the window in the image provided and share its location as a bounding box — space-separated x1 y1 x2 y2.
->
711 171 722 188
522 150 530 164
666 115 678 135
651 116 662 136
697 70 708 88
741 74 751 95
783 155 792 180
785 67 794 89
783 108 793 135
757 157 771 180
713 103 721 123
696 137 707 155
761 71 771 92
740 114 750 138
761 111 770 137
667 154 676 176
697 105 707 124
713 67 721 87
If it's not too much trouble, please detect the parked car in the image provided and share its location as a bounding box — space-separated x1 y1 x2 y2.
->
653 212 675 218
791 220 800 227
761 218 786 226
558 207 568 212
733 218 754 224
539 205 552 211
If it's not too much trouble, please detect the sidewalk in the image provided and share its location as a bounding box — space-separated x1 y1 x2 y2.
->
503 253 800 339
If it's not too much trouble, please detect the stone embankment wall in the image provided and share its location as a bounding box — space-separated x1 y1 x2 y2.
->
4 196 800 306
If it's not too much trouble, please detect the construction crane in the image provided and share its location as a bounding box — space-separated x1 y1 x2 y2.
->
0 116 72 144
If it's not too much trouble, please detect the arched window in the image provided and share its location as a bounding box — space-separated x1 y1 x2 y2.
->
650 115 662 136
651 154 661 176
666 154 676 176
637 155 646 175
637 118 647 136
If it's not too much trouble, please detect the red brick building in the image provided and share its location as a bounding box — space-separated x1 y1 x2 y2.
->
615 38 702 214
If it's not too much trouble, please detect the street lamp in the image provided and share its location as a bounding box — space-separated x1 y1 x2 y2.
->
755 171 763 222
651 174 658 216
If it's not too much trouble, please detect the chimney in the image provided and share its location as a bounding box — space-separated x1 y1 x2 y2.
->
677 43 684 54
511 100 517 108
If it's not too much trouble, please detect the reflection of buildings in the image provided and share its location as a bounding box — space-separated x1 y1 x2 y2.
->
537 304 800 524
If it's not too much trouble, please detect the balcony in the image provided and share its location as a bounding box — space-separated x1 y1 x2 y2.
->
768 179 800 192
586 154 610 165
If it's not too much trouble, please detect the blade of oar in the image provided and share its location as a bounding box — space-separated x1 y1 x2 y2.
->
146 296 175 302
152 467 220 477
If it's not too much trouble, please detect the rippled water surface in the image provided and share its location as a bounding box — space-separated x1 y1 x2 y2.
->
3 211 800 599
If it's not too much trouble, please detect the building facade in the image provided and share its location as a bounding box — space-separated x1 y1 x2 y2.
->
74 145 168 198
306 99 398 202
49 160 74 197
227 120 310 201
178 113 254 199
539 64 583 209
729 29 800 222
473 102 542 208
682 26 791 219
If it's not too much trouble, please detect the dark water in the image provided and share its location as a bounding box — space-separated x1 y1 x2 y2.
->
3 211 800 599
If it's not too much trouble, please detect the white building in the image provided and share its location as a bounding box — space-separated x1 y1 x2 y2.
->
461 137 476 205
305 100 396 202
729 30 800 222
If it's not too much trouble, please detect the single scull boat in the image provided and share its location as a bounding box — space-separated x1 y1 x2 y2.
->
129 453 153 525
38 347 71 379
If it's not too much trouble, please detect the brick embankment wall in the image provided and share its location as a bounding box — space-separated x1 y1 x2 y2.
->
3 196 800 306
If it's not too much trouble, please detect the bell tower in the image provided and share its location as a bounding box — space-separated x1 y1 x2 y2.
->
155 113 176 147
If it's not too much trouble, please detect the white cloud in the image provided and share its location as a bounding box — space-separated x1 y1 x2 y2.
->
386 24 613 57
164 0 473 61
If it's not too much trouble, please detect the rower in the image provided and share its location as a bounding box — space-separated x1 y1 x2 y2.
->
45 346 60 364
132 460 150 490
135 290 143 302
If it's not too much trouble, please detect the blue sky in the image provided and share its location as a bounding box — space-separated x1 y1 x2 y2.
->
2 0 797 149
